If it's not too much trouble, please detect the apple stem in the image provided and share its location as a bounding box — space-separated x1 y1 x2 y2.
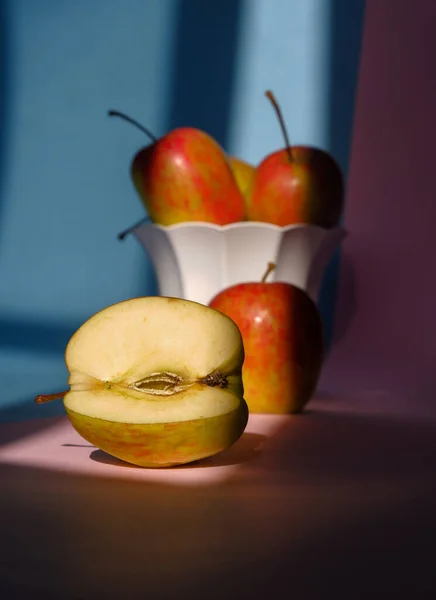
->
261 262 276 283
118 216 153 240
35 391 68 404
108 110 158 143
265 90 294 163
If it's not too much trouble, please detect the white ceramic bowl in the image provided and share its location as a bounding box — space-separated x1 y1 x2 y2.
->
129 221 347 306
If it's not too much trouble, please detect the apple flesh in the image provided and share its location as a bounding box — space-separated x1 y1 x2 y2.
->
36 297 248 468
209 269 324 414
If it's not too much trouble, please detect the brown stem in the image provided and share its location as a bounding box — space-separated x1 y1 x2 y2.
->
265 90 294 163
108 110 158 143
261 262 276 283
118 216 153 240
35 391 68 404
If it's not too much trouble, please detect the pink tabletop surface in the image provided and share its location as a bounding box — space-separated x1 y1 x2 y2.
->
0 410 285 486
2 395 434 486
1 397 436 599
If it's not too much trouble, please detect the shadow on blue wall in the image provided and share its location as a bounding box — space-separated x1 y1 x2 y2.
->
0 0 245 421
166 0 244 148
0 0 10 230
0 0 366 421
317 0 366 351
0 0 82 364
0 0 245 355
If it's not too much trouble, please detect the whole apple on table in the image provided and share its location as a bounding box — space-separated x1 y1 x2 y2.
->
209 262 324 415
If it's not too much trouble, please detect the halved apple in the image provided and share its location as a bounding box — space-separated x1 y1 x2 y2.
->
36 297 248 468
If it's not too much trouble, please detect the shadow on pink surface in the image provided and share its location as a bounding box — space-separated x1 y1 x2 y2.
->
329 251 358 345
2 400 436 489
1 397 436 598
1 411 435 600
237 408 436 485
88 431 266 470
322 0 436 417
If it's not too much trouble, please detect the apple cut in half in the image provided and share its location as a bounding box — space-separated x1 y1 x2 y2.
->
36 297 249 468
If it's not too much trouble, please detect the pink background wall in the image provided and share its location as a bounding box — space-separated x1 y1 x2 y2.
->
321 0 436 416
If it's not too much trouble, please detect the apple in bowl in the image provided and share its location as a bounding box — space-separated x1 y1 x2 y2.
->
36 297 248 468
245 91 344 229
108 110 245 226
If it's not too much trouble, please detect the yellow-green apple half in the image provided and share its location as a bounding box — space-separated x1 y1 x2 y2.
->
246 91 344 228
109 110 245 226
35 297 248 468
209 263 324 414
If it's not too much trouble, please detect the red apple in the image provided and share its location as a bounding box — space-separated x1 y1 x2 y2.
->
209 263 324 414
245 91 344 228
109 110 245 226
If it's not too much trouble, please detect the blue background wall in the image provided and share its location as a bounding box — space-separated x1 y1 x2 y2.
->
0 0 365 420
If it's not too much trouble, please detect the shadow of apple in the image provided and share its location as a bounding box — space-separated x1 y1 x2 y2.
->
88 431 266 469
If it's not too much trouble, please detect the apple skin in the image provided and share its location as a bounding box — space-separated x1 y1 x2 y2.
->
245 146 344 228
209 282 324 414
229 156 255 199
131 128 246 226
66 403 248 468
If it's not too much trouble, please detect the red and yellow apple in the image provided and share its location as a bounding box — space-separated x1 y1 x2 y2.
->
245 91 344 228
109 110 245 226
209 264 324 414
